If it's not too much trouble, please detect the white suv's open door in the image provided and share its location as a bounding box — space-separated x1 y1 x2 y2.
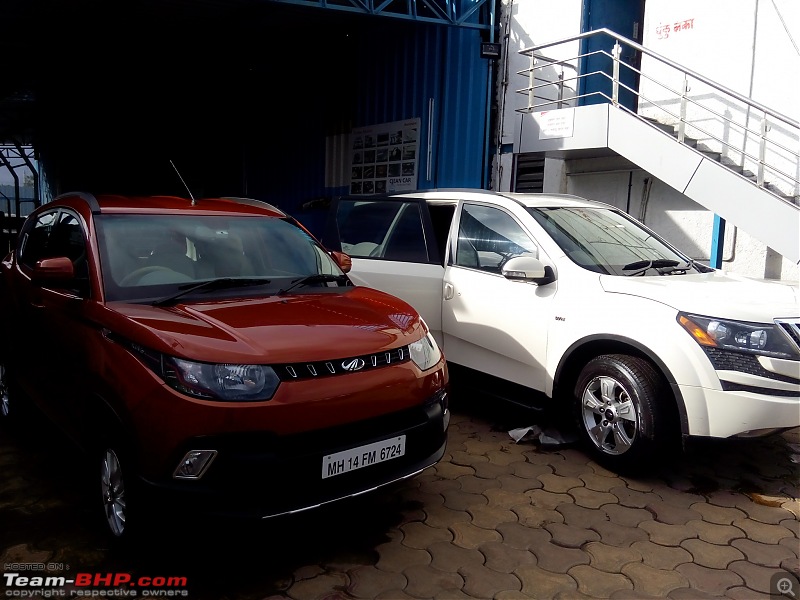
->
321 196 449 344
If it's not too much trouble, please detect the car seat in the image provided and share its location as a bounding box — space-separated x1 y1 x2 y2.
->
197 235 254 278
456 237 479 268
148 236 196 278
105 236 142 285
381 207 429 262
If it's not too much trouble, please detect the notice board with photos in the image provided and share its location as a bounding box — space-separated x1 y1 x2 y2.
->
349 118 420 195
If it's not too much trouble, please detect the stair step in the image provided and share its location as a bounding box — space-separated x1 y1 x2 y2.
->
693 142 720 161
635 112 798 211
642 117 676 135
700 150 722 161
718 156 745 174
764 183 800 205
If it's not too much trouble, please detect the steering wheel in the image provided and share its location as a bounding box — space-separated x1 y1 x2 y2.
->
119 265 175 286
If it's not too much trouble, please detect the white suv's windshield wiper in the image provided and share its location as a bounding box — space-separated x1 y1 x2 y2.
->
152 277 272 306
277 274 349 296
621 259 680 276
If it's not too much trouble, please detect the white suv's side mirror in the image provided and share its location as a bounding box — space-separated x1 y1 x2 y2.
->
502 255 555 285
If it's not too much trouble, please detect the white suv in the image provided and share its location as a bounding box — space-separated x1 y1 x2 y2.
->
322 189 800 472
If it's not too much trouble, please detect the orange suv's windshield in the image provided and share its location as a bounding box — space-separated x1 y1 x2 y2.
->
96 214 346 302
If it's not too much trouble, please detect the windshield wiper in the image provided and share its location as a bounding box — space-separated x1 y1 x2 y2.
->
621 259 680 277
659 258 708 275
277 274 349 296
152 277 271 306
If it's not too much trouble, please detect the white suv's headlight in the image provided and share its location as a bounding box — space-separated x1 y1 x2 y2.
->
409 331 442 371
678 313 800 359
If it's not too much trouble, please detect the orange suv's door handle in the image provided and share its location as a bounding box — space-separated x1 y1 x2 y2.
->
29 290 46 308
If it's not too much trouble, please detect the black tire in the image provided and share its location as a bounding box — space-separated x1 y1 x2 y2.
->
574 354 671 473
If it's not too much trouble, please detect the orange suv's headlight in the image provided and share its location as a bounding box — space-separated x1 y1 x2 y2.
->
165 358 280 401
125 340 280 401
409 331 442 371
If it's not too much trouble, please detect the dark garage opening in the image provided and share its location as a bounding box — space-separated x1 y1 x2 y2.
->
5 2 365 200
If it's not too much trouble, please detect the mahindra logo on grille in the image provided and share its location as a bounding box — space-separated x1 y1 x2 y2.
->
341 358 366 372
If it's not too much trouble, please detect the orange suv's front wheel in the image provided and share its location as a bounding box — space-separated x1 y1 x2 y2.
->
0 361 25 422
98 444 148 546
0 362 9 419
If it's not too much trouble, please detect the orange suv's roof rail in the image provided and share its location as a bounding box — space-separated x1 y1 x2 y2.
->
221 197 288 217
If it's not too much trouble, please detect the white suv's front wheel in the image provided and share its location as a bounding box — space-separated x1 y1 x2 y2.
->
575 354 670 473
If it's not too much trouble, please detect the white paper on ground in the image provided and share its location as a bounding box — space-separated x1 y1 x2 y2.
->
508 425 578 446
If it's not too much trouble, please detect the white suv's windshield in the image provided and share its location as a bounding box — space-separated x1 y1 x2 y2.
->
528 206 700 276
97 214 346 302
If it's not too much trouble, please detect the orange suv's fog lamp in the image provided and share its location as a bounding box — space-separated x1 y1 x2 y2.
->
173 450 218 479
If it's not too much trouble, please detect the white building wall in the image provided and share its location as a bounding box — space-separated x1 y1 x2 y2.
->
495 0 799 282
493 0 583 191
638 0 798 280
639 0 799 197
499 0 583 143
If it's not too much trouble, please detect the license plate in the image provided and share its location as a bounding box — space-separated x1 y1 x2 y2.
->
322 435 406 479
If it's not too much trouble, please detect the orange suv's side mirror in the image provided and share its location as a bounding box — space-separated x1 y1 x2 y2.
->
331 251 352 273
33 257 75 282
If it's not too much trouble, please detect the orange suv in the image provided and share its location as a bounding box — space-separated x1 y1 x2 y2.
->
0 192 449 542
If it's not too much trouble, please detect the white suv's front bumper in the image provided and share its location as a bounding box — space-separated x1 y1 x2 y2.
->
679 381 800 438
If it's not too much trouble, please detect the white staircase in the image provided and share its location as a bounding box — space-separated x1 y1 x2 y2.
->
514 28 800 266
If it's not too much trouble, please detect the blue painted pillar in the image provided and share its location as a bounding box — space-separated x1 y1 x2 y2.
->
710 214 726 269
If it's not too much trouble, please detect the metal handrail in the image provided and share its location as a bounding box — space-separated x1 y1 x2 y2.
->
515 28 800 200
523 53 579 110
518 28 798 130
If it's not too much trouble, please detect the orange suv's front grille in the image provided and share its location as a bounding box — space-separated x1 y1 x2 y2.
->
276 346 410 381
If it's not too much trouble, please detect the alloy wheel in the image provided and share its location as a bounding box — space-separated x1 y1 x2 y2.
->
0 364 9 418
581 375 639 456
100 448 127 537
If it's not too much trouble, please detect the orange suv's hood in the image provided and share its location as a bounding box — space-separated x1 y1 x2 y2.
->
109 287 424 363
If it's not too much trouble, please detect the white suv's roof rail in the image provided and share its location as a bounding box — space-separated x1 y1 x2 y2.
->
389 188 611 209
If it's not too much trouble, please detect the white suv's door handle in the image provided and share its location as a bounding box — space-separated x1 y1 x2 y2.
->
444 282 454 300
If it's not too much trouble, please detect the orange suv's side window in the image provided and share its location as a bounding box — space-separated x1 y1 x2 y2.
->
19 209 90 296
18 210 59 269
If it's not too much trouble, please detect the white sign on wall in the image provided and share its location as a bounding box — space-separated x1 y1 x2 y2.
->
349 118 420 195
535 108 575 139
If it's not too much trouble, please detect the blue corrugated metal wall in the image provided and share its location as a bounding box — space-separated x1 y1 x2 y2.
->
353 23 489 191
260 20 491 236
437 27 490 188
197 18 488 233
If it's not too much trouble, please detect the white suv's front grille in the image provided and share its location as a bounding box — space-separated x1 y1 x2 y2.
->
775 318 800 354
703 347 799 383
